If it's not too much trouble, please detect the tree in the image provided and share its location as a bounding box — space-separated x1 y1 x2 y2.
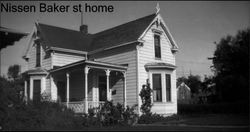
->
210 28 249 102
7 65 20 81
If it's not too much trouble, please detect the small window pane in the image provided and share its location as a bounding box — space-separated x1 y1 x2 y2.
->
153 74 162 102
154 35 161 58
166 74 171 102
36 43 41 67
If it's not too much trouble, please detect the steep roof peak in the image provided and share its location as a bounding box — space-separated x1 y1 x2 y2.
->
33 13 158 52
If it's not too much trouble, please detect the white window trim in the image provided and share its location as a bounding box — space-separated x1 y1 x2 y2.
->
148 70 173 104
153 33 162 60
29 76 46 100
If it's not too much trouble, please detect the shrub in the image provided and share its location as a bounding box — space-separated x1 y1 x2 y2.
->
84 101 138 127
0 76 84 130
139 81 153 115
138 113 181 124
2 101 84 130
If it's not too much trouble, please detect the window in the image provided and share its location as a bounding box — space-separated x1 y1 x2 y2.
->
166 74 171 102
154 35 161 58
33 80 41 102
153 74 162 102
36 43 41 67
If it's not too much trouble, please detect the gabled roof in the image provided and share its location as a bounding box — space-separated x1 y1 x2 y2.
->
89 13 156 51
35 13 156 52
177 82 191 91
24 12 178 57
36 23 92 51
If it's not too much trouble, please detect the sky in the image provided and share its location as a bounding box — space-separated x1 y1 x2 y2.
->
1 1 249 80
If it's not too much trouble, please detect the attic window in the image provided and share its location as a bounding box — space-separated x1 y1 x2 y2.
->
154 35 161 59
36 43 41 67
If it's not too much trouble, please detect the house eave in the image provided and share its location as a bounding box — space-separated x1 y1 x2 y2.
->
144 62 177 71
49 60 128 73
46 46 88 55
145 66 177 71
88 40 140 55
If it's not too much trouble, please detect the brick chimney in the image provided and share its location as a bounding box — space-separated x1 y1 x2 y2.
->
80 25 88 34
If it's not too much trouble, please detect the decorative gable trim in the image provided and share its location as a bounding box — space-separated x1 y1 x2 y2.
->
152 28 163 35
138 14 178 52
22 25 37 60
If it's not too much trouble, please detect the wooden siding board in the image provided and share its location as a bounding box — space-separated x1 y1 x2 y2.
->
28 45 36 69
94 49 137 106
138 23 177 114
53 52 85 67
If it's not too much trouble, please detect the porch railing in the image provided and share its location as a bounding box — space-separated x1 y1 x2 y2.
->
62 101 105 113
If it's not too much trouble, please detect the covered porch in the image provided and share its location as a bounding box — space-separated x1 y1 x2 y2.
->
49 60 128 113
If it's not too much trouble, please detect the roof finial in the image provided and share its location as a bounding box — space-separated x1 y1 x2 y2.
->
156 2 160 14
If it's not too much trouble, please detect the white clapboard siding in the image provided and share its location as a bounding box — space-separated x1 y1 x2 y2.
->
27 44 52 70
27 44 52 97
53 52 85 67
111 77 124 105
27 44 36 69
45 77 51 95
138 23 177 114
41 49 52 70
95 49 137 106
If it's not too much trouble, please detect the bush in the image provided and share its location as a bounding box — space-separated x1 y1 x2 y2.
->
0 76 84 130
139 82 153 115
83 101 138 127
2 101 84 130
138 113 180 124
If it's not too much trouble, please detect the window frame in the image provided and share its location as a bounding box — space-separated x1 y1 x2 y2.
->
165 74 171 102
154 34 161 59
152 73 162 102
36 43 41 67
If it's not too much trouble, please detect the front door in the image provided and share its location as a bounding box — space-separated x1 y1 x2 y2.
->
98 76 107 101
33 80 41 102
57 81 66 102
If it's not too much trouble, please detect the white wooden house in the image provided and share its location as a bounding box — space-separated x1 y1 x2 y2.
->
22 9 179 115
177 82 192 104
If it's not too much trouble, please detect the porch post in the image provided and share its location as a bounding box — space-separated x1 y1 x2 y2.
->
105 69 110 101
122 71 127 108
84 67 90 113
29 77 33 100
66 73 70 108
24 80 27 102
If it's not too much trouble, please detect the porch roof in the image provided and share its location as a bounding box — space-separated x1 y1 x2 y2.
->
49 60 128 73
144 62 177 70
23 67 48 75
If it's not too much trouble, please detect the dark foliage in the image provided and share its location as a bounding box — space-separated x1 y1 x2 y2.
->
7 64 21 81
139 82 153 115
210 28 249 102
178 102 249 115
0 76 83 130
138 113 180 124
84 101 138 127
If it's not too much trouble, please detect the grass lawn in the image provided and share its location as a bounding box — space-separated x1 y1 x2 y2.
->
64 114 249 131
157 114 249 126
